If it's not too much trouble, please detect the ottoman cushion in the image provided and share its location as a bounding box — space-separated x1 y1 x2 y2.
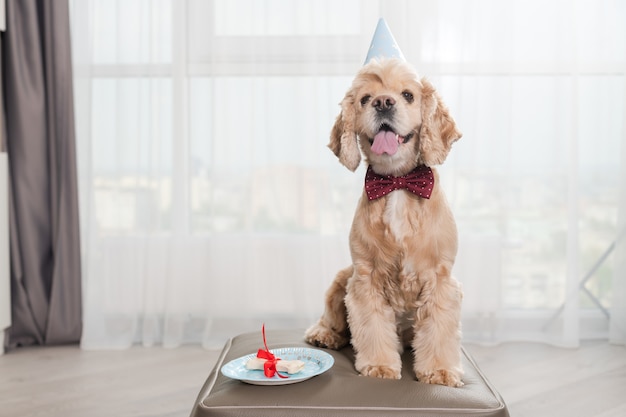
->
190 329 509 417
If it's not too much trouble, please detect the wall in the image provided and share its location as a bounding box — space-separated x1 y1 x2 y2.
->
1 0 11 353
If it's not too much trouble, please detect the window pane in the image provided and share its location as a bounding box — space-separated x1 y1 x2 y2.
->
188 75 358 234
413 0 626 66
212 0 361 36
91 0 171 64
91 78 172 233
577 75 624 310
446 73 623 309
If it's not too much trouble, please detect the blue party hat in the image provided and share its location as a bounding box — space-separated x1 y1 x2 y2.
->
364 18 405 65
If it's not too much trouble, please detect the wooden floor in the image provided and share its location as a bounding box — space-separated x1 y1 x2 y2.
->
0 340 625 417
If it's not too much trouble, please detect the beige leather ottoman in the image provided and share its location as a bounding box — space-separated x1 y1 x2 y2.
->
190 329 509 417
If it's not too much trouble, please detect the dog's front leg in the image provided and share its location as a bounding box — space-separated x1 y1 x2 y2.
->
345 266 402 379
412 268 464 387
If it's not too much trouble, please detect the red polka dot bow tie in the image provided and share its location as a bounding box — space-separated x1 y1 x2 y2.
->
364 165 434 201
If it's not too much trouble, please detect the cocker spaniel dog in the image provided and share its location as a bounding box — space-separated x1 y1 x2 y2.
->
305 58 464 387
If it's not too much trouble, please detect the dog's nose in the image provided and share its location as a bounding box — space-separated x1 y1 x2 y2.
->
372 95 396 112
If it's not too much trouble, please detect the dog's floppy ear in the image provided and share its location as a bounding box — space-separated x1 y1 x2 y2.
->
328 95 361 171
418 78 462 166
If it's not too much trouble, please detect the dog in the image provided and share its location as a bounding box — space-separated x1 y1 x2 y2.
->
305 58 464 387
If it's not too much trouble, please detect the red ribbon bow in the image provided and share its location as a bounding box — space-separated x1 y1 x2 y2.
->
364 165 434 201
256 324 288 379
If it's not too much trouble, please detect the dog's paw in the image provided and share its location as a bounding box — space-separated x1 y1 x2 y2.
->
417 369 464 387
304 323 349 350
360 365 401 379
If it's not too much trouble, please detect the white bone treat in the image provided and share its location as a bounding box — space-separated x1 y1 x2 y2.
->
245 357 306 374
244 357 267 370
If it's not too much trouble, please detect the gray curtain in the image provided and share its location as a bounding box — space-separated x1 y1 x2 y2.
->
2 0 81 348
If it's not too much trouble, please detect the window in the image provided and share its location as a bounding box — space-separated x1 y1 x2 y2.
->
72 0 626 347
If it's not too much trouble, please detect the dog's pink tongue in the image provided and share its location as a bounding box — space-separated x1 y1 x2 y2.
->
371 130 399 155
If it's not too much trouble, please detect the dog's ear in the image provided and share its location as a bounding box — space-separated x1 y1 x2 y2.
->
328 95 361 171
418 78 462 166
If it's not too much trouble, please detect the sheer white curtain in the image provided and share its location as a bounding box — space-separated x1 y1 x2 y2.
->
71 0 626 349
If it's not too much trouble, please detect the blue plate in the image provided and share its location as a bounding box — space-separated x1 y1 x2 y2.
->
221 347 334 385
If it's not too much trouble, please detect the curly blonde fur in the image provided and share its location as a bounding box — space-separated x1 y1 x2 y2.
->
305 58 464 387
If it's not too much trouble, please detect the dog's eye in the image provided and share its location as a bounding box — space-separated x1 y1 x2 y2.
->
402 91 414 103
360 95 371 106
